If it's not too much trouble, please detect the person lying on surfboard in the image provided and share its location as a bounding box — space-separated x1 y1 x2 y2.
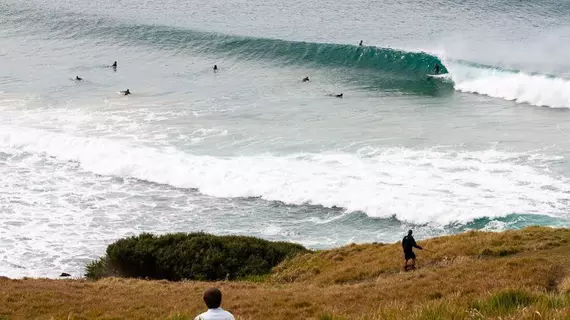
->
120 89 131 96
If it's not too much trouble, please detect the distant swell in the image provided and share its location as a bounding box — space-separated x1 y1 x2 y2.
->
2 7 446 77
194 35 447 75
1 126 569 226
4 5 570 107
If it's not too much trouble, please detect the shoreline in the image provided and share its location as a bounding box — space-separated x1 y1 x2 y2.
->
2 226 570 319
3 219 569 281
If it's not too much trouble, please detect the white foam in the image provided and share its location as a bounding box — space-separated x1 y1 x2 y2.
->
189 128 228 144
1 126 569 226
447 62 570 109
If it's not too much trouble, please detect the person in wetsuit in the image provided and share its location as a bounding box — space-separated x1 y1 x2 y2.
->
402 229 423 271
121 89 131 96
213 65 218 71
302 76 310 82
75 76 83 81
434 64 441 75
359 40 363 46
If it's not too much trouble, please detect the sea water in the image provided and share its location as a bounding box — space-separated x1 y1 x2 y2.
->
1 0 570 278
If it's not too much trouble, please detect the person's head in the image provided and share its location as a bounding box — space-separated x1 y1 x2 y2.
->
203 288 222 309
408 230 413 236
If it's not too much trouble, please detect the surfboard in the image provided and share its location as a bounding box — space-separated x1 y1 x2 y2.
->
427 74 448 79
427 74 452 82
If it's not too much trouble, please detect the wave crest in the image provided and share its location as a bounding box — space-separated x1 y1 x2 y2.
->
1 126 568 226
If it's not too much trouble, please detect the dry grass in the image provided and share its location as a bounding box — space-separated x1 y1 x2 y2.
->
272 226 569 284
559 276 570 294
1 227 570 320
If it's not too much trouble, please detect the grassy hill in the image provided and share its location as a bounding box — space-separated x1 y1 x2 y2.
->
1 226 570 319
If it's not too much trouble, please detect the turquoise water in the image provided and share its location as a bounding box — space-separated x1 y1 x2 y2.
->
1 0 570 277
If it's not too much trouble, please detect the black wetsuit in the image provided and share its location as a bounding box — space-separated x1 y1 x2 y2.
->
402 235 422 260
435 64 441 74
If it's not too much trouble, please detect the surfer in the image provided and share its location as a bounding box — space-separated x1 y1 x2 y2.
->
120 89 131 96
402 230 423 271
434 63 441 75
75 76 83 81
359 40 363 46
110 61 117 71
302 76 310 82
213 64 218 71
328 93 343 98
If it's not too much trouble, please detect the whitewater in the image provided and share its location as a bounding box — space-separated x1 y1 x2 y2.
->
2 0 570 278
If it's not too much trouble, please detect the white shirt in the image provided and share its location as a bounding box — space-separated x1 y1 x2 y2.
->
194 308 235 320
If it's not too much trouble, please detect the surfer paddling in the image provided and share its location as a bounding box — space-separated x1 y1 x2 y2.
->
120 89 131 96
109 61 117 71
75 76 83 81
402 230 423 271
302 76 310 82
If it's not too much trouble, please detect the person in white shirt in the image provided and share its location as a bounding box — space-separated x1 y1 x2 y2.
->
194 288 235 320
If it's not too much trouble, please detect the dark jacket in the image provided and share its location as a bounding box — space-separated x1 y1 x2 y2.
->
402 235 422 252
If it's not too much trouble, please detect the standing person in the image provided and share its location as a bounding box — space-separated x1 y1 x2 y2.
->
194 288 235 320
434 63 441 75
402 230 423 271
359 40 363 46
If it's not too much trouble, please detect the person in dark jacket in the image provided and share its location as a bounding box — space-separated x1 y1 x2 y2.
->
402 229 423 271
434 63 441 75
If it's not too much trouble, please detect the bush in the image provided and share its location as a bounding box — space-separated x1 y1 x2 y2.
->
85 257 115 280
86 232 308 281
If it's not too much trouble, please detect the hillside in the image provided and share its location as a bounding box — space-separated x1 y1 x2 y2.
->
1 227 570 319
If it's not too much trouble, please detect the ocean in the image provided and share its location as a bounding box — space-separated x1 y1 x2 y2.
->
1 0 570 278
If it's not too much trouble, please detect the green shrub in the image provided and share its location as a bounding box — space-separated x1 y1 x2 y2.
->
86 257 117 279
86 232 307 281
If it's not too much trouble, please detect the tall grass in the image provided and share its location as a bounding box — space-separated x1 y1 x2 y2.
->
1 227 569 320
